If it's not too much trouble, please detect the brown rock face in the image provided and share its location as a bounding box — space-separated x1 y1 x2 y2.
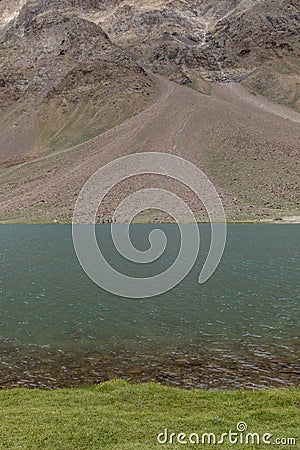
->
0 0 155 163
97 0 299 102
0 0 299 164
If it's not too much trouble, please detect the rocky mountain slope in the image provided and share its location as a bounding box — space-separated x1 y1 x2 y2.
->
0 0 299 223
97 0 300 103
1 1 299 164
0 0 155 164
0 73 299 223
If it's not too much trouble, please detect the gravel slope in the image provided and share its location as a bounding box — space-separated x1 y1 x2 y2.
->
0 74 299 223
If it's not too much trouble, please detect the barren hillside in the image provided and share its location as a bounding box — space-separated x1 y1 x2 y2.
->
0 0 299 222
0 0 155 164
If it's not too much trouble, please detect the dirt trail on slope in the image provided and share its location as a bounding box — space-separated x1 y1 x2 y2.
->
0 76 299 223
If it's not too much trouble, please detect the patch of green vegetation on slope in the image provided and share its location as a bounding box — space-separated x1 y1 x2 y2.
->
242 58 300 113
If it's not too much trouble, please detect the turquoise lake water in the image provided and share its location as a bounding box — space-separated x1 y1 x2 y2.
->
0 224 299 389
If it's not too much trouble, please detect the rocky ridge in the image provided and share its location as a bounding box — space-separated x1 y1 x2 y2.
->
95 0 300 102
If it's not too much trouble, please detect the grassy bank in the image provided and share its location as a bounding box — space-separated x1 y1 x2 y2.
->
0 381 299 449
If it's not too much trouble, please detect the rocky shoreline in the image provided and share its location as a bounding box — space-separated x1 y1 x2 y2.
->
1 345 299 391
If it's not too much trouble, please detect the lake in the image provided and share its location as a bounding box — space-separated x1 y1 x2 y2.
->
0 224 299 389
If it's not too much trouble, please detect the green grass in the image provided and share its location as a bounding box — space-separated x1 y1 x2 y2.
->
187 77 212 96
0 381 299 449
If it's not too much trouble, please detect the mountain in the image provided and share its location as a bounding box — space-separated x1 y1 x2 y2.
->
0 0 299 223
0 0 155 164
1 0 299 165
98 0 300 103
